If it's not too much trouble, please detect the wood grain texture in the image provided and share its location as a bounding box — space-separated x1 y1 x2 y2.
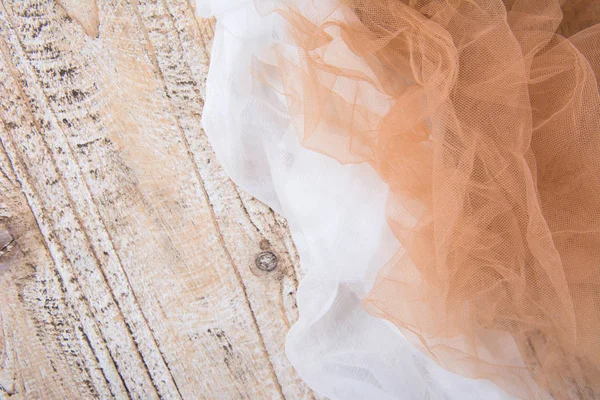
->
0 1 317 398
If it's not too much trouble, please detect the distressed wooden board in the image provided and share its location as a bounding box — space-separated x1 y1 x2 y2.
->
0 0 318 399
1 1 598 400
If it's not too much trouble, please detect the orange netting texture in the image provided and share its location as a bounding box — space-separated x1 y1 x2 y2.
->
255 0 600 398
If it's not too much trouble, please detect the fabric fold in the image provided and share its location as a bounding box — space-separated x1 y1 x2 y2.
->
197 0 600 398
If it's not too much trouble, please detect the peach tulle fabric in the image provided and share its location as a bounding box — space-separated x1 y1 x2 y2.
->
254 0 600 398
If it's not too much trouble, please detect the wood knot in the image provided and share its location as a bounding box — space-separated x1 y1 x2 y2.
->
255 251 278 272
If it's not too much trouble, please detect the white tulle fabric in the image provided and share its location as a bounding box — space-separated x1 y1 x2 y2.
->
197 1 516 398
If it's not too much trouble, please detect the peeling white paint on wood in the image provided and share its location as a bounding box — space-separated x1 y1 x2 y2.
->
0 1 318 398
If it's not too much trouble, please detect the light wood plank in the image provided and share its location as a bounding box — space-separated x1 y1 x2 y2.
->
0 1 316 398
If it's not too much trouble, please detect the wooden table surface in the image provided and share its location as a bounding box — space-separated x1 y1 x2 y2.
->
3 1 598 399
0 1 319 398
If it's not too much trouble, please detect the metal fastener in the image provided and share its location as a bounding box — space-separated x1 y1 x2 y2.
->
255 251 278 272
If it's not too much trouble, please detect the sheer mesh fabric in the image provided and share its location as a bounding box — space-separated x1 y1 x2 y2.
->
254 0 600 398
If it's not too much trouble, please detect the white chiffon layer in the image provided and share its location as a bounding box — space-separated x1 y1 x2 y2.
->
196 1 515 398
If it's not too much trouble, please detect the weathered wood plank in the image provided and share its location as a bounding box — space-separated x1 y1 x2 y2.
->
0 0 316 398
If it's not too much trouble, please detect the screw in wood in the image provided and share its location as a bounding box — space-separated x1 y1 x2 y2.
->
255 251 278 272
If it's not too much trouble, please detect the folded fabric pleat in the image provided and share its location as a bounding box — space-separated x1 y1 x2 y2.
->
198 0 600 398
198 0 515 398
251 0 600 398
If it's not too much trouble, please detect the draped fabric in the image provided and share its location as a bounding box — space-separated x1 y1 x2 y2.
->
198 0 600 398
